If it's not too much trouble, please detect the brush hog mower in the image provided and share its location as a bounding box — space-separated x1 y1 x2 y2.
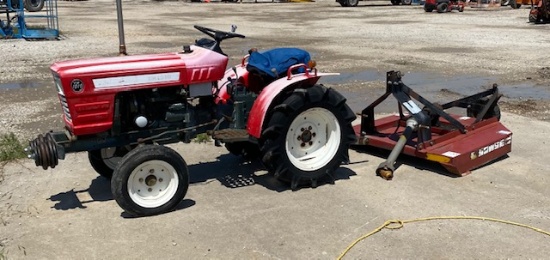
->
25 25 357 217
353 71 512 180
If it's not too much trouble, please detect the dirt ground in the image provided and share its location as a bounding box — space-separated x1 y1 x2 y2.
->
1 0 550 259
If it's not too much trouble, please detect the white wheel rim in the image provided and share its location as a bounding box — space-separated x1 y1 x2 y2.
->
101 147 121 170
127 160 179 208
285 107 341 171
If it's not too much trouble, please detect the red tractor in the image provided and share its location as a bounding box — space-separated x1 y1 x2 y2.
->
424 0 465 12
26 25 513 217
26 25 357 217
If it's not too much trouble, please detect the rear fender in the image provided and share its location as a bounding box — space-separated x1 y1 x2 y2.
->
246 72 339 139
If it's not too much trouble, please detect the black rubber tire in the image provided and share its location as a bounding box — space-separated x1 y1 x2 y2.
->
338 0 348 7
467 98 501 121
391 0 401 5
347 0 359 6
530 13 543 23
25 0 44 12
111 145 189 217
425 6 435 11
437 3 448 12
88 147 132 179
225 141 260 160
459 6 464 12
260 85 356 190
401 0 412 5
501 0 510 5
510 2 521 8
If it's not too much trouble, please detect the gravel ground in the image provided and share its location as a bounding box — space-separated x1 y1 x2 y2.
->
2 0 550 139
1 0 550 259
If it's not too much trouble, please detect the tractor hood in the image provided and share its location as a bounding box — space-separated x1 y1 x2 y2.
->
51 45 228 95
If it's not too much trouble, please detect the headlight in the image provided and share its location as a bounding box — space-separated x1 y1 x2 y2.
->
53 74 64 95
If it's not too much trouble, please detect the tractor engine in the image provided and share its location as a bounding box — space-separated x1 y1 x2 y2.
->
114 86 216 136
27 46 230 170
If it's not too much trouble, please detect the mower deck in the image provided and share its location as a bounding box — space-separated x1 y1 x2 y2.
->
353 114 512 175
350 71 512 177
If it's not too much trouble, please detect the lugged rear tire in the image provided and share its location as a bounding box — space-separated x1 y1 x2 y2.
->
111 145 189 217
260 85 356 190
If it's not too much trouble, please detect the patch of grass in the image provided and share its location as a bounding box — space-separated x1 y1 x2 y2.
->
193 133 211 143
0 133 27 162
0 244 6 260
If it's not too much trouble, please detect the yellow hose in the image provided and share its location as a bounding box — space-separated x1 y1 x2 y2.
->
337 216 550 260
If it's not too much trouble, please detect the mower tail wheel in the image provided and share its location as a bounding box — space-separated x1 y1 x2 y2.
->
467 98 501 121
260 85 356 190
437 2 448 12
111 145 189 217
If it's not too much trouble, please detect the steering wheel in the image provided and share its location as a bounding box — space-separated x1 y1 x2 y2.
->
194 25 245 42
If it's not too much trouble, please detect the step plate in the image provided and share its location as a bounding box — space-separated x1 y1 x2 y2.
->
211 129 250 143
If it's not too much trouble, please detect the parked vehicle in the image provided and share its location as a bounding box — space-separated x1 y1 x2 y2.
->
337 0 412 7
424 0 465 12
25 25 356 217
0 0 44 12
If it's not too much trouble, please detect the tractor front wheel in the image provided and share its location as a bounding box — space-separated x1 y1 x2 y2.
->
260 85 356 190
88 146 132 179
111 145 189 217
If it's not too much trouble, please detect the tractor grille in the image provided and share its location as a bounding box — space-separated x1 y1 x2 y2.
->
59 94 72 121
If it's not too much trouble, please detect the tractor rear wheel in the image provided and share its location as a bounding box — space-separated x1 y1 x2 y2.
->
88 146 132 179
260 85 356 190
111 145 189 217
437 3 448 12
